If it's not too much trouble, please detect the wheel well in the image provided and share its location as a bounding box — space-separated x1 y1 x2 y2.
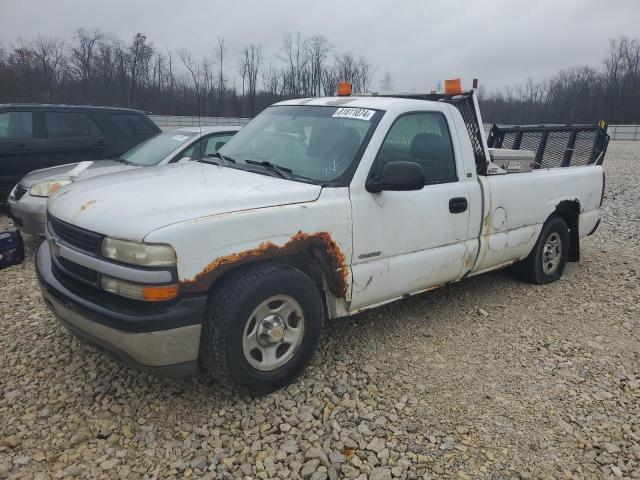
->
550 199 580 262
205 251 333 310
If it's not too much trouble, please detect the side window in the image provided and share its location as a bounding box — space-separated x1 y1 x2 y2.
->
44 112 102 138
180 139 203 160
109 114 158 135
203 133 234 157
377 112 457 184
0 112 33 140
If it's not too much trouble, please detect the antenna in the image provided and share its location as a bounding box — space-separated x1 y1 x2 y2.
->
197 84 202 141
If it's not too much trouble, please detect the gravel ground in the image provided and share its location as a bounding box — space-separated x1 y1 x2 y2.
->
1 141 638 480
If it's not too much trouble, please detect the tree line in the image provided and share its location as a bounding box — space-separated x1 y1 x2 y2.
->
1 29 639 125
0 29 378 117
480 38 640 124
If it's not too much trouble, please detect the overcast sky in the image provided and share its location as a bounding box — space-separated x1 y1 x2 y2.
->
1 0 639 92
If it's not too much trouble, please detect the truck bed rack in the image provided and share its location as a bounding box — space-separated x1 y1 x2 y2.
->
487 123 610 168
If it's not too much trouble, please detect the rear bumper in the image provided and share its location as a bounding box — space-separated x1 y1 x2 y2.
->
36 242 206 375
8 194 47 236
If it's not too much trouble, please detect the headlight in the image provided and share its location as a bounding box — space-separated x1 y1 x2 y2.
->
30 180 72 197
101 237 176 267
101 275 178 301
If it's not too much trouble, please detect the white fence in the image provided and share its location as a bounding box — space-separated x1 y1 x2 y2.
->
607 125 640 141
150 116 640 141
149 115 251 131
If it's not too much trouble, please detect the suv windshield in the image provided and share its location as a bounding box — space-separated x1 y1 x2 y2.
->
119 130 197 166
218 105 382 184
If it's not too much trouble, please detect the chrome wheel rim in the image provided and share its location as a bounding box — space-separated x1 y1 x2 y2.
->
542 232 562 275
242 295 304 371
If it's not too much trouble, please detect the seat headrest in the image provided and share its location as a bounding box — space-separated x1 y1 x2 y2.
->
410 133 446 160
309 125 360 158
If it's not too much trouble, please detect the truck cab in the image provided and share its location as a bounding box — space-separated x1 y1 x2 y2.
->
36 82 608 394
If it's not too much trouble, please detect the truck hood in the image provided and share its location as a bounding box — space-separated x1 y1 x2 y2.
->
20 160 137 188
47 162 322 241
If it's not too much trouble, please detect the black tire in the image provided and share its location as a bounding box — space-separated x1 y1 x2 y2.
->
200 262 324 394
515 216 569 284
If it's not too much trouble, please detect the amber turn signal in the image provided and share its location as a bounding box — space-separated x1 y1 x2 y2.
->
142 285 179 301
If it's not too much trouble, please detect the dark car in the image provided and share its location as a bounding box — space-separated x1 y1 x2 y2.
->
0 104 160 202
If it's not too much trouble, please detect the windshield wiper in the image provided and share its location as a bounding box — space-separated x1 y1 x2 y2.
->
115 157 134 165
200 151 236 167
244 160 293 179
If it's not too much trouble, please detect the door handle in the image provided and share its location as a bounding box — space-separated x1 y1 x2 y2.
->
449 197 468 214
16 144 31 150
95 141 108 148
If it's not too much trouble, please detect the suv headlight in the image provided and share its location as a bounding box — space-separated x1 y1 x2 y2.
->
101 237 176 267
30 180 72 197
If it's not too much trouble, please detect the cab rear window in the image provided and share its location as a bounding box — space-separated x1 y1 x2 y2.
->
109 114 158 135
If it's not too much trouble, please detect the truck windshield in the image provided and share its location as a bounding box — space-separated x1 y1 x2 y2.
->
218 105 382 184
119 130 197 166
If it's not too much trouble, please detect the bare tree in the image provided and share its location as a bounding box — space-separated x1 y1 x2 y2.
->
241 44 262 115
306 35 331 97
379 70 393 93
70 28 102 101
31 37 67 101
128 33 153 107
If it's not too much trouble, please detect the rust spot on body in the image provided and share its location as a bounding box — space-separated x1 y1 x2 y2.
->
80 200 97 212
180 231 349 297
71 199 97 223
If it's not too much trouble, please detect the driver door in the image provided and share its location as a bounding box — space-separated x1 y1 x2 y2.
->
349 110 472 310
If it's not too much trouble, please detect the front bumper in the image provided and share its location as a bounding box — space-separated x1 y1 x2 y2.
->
8 193 47 236
36 242 206 375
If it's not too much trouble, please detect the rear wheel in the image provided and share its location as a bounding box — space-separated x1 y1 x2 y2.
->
515 216 569 284
200 262 324 394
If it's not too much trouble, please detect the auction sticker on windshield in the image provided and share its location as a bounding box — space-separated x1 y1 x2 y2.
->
332 108 375 121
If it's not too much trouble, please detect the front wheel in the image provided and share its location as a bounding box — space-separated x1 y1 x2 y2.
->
200 263 324 394
515 216 569 284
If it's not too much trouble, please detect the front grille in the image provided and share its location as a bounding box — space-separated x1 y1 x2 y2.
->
49 216 102 255
57 256 98 283
11 184 27 201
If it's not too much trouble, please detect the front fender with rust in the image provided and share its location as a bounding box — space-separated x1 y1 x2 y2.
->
143 187 353 302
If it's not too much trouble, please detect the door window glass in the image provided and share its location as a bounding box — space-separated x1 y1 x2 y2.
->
0 112 33 139
180 139 202 160
44 112 102 138
376 112 457 184
203 133 235 157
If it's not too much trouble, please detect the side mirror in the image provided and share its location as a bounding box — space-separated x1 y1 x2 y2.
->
177 156 191 163
366 161 425 193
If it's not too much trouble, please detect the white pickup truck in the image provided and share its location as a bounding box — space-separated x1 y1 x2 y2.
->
36 82 609 393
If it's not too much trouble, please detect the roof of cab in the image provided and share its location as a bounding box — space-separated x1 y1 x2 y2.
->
274 95 438 110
